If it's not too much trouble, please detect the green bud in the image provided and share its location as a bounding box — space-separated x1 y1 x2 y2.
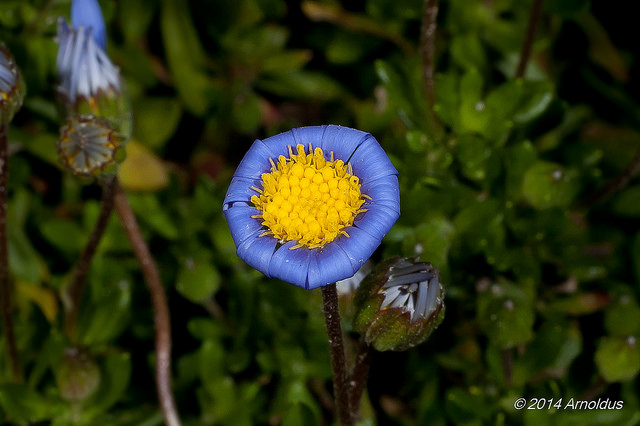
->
0 44 25 125
353 257 445 351
56 347 101 402
57 114 122 177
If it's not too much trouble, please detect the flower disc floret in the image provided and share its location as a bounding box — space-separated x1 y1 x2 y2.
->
250 144 368 249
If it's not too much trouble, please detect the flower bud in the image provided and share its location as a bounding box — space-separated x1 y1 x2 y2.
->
58 114 123 177
353 257 445 351
56 18 132 140
0 44 25 125
56 347 101 402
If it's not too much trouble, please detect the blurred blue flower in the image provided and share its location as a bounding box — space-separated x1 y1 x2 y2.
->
71 0 107 50
56 0 120 106
223 125 400 289
0 44 24 124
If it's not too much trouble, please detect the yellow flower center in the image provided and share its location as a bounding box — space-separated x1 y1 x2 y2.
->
251 144 368 249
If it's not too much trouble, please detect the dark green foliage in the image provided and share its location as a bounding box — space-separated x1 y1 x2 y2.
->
1 0 640 424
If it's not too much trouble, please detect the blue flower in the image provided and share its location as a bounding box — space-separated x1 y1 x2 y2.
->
56 0 120 106
223 125 400 289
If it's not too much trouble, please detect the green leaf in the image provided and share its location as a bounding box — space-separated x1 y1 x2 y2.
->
612 186 640 217
477 281 535 349
595 337 640 382
522 161 579 209
119 0 156 42
605 296 640 337
82 353 132 418
40 219 85 255
451 34 487 71
133 98 183 149
127 193 179 240
176 257 221 303
161 0 214 115
0 383 57 422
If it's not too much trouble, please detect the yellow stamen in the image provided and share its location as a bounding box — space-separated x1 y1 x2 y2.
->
252 144 367 249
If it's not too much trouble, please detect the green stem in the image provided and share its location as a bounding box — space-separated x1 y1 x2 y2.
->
0 124 21 382
321 283 353 426
113 180 181 426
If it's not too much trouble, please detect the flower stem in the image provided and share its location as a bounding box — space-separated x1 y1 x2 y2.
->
0 123 21 382
348 339 371 419
420 0 443 137
64 176 116 341
515 0 545 78
321 283 353 426
112 180 181 426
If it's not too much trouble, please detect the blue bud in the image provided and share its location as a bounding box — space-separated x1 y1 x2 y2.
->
71 0 107 49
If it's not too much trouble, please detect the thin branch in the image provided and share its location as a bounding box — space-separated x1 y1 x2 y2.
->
113 180 181 426
321 283 353 426
579 146 640 208
348 339 371 419
420 0 444 138
501 348 513 387
515 0 545 79
64 177 116 341
0 123 21 382
420 0 439 110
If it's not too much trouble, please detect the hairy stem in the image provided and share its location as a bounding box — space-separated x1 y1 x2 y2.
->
0 124 21 382
64 177 116 341
321 283 353 426
113 181 181 426
515 0 545 78
348 339 371 419
420 0 442 135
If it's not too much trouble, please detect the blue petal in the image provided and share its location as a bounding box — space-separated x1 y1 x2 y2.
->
350 137 398 184
261 129 298 159
361 174 400 214
71 0 106 50
267 242 312 288
353 204 400 241
233 140 275 179
223 205 262 247
335 226 382 273
223 177 261 206
307 243 356 289
237 233 278 276
319 125 369 162
291 126 326 149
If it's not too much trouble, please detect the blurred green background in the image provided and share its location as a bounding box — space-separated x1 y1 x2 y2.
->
1 0 640 424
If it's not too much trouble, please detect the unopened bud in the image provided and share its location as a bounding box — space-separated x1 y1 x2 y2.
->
58 114 123 177
56 19 132 140
56 347 100 402
0 45 25 125
353 257 445 351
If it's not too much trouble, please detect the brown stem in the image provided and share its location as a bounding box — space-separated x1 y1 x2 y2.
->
579 146 640 208
420 0 441 134
348 339 371 419
64 177 116 341
515 0 545 78
501 348 513 386
321 283 353 426
113 180 181 426
0 124 21 382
